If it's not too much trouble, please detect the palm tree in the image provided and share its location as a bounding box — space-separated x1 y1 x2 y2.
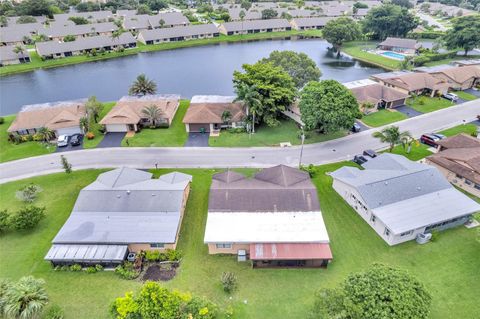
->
141 105 164 128
4 276 48 319
129 74 157 96
221 110 232 124
401 134 416 154
79 116 89 134
85 96 103 123
36 127 55 143
372 126 412 152
234 83 262 133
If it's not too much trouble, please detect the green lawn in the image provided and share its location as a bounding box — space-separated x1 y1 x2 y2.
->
82 102 116 149
342 41 401 70
209 119 346 147
0 115 56 163
439 123 477 137
121 100 189 147
361 109 408 127
0 165 479 318
455 90 478 101
406 96 454 113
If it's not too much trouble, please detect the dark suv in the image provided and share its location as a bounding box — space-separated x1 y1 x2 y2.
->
70 134 83 146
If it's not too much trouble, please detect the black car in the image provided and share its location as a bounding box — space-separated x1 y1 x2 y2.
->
352 122 361 133
363 149 378 158
70 134 83 146
353 155 369 165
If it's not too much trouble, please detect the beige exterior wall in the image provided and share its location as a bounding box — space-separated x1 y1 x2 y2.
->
128 243 176 252
426 159 480 197
207 243 250 254
430 73 475 90
143 33 216 45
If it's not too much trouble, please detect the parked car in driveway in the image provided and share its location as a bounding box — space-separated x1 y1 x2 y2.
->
57 135 69 147
352 123 361 133
443 92 458 102
420 134 440 147
363 149 377 158
353 155 369 165
70 134 83 146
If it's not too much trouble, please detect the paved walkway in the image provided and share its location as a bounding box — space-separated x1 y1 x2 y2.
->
0 100 479 184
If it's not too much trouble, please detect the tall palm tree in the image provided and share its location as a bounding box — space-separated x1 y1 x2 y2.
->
234 83 262 133
141 105 164 128
36 127 55 143
372 126 412 152
85 96 103 123
4 276 48 319
221 110 232 124
401 134 416 154
129 74 157 96
79 116 90 134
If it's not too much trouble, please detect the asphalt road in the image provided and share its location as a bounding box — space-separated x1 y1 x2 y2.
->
1 100 479 184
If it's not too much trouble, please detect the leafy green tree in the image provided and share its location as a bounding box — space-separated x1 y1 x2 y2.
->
444 15 480 56
322 17 362 53
0 15 8 27
4 276 49 319
68 16 89 25
85 96 104 123
261 8 278 19
233 62 296 127
10 206 46 230
16 15 37 24
17 0 53 16
311 264 431 319
362 4 418 40
129 74 157 96
234 83 262 133
79 116 89 134
299 80 360 133
391 0 413 8
240 0 252 11
147 0 168 11
36 127 55 142
221 110 232 123
0 209 10 233
63 34 76 42
353 2 368 9
261 50 321 88
136 4 152 15
372 125 412 151
141 105 164 128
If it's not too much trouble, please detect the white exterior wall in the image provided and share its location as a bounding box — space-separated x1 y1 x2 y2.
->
56 126 82 136
105 124 128 132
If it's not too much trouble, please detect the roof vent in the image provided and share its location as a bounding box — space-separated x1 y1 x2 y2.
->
384 181 388 185
116 195 121 198
126 190 131 195
152 193 156 196
417 187 421 191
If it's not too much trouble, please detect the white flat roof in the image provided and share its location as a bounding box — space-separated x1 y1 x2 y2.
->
373 188 480 234
203 211 330 243
342 79 377 89
190 95 236 103
45 244 128 262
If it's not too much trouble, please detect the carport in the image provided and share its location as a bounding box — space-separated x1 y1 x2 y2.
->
249 243 332 268
45 244 128 267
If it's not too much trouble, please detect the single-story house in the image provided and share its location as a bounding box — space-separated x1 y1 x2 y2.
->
0 44 30 66
426 134 480 197
36 33 137 59
182 95 246 134
378 37 421 54
7 100 86 137
452 59 480 67
122 14 151 31
331 154 480 246
148 12 190 28
371 71 449 96
0 23 41 46
138 24 219 45
204 166 333 268
415 65 480 90
218 19 291 35
290 17 334 30
45 168 192 266
53 11 114 23
227 8 262 21
100 95 180 132
345 81 409 110
38 22 118 41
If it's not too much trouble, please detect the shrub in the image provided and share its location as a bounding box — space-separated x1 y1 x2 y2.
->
221 272 237 293
70 264 82 272
33 133 44 141
10 134 23 144
166 249 182 261
60 265 69 271
61 155 72 174
85 132 95 140
115 262 140 280
145 250 160 261
418 97 426 105
10 206 46 230
0 117 4 124
85 266 97 274
300 164 317 177
43 304 64 319
15 184 42 203
0 210 10 233
227 127 245 134
95 264 104 272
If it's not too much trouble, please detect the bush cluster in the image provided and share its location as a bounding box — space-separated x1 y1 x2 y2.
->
143 249 182 262
0 206 46 233
114 262 140 280
221 272 238 293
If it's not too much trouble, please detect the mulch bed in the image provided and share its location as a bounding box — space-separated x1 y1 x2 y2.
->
142 264 176 282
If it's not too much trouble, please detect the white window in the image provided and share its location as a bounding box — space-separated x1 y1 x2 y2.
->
384 228 390 236
370 215 376 223
400 230 413 237
150 243 164 248
215 243 232 249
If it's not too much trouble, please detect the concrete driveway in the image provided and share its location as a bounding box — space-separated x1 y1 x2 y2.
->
464 88 480 98
185 133 209 147
395 105 423 118
97 133 125 148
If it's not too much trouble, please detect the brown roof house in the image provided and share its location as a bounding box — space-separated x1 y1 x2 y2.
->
8 100 86 137
371 71 449 97
204 165 333 268
378 37 421 55
183 95 246 134
426 134 480 197
416 65 480 90
100 95 180 132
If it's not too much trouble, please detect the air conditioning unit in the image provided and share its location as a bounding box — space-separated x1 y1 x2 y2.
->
237 249 247 262
416 233 432 244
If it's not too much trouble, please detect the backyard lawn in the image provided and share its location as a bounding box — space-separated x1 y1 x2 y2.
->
82 101 116 149
455 90 478 101
342 41 401 70
209 119 346 147
407 96 454 113
360 109 407 127
0 115 56 163
0 164 479 318
121 100 189 147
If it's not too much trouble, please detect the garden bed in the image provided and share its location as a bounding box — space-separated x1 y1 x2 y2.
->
142 263 178 282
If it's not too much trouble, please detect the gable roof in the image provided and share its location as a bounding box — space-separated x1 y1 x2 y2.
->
436 133 480 149
430 65 480 84
379 37 419 50
350 83 409 105
0 44 30 63
220 18 291 32
139 24 218 41
183 102 245 124
372 71 448 92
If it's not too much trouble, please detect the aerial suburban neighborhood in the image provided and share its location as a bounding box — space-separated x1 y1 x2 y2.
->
0 0 479 319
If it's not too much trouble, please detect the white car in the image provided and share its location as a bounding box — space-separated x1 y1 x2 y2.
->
443 92 459 101
57 135 69 147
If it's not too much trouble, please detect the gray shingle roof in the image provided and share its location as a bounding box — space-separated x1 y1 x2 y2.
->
53 11 114 23
291 17 334 27
0 23 41 43
0 45 29 63
139 24 218 41
221 18 291 32
39 22 118 38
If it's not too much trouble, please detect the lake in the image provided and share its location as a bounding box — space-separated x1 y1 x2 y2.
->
0 38 386 115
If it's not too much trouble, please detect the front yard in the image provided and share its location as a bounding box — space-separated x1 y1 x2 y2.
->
361 109 408 127
120 100 189 147
209 118 346 147
82 101 116 149
0 164 479 318
407 96 454 113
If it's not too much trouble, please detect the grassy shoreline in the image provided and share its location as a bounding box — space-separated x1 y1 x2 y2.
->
342 41 401 70
0 30 322 77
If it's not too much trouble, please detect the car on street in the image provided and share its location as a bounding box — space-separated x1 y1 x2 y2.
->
420 134 440 147
353 155 369 165
443 92 458 102
70 134 83 147
352 122 361 133
363 149 378 158
57 135 69 147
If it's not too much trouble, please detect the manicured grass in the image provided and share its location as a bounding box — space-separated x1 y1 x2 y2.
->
0 30 322 76
0 165 479 318
342 41 401 70
390 143 433 161
209 119 346 147
121 100 189 147
82 102 116 149
439 123 477 137
360 109 408 127
406 96 454 113
455 90 478 101
0 115 56 163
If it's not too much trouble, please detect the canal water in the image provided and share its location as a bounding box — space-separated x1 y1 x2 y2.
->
0 38 386 115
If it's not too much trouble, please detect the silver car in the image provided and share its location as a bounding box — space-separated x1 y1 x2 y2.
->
57 135 69 147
